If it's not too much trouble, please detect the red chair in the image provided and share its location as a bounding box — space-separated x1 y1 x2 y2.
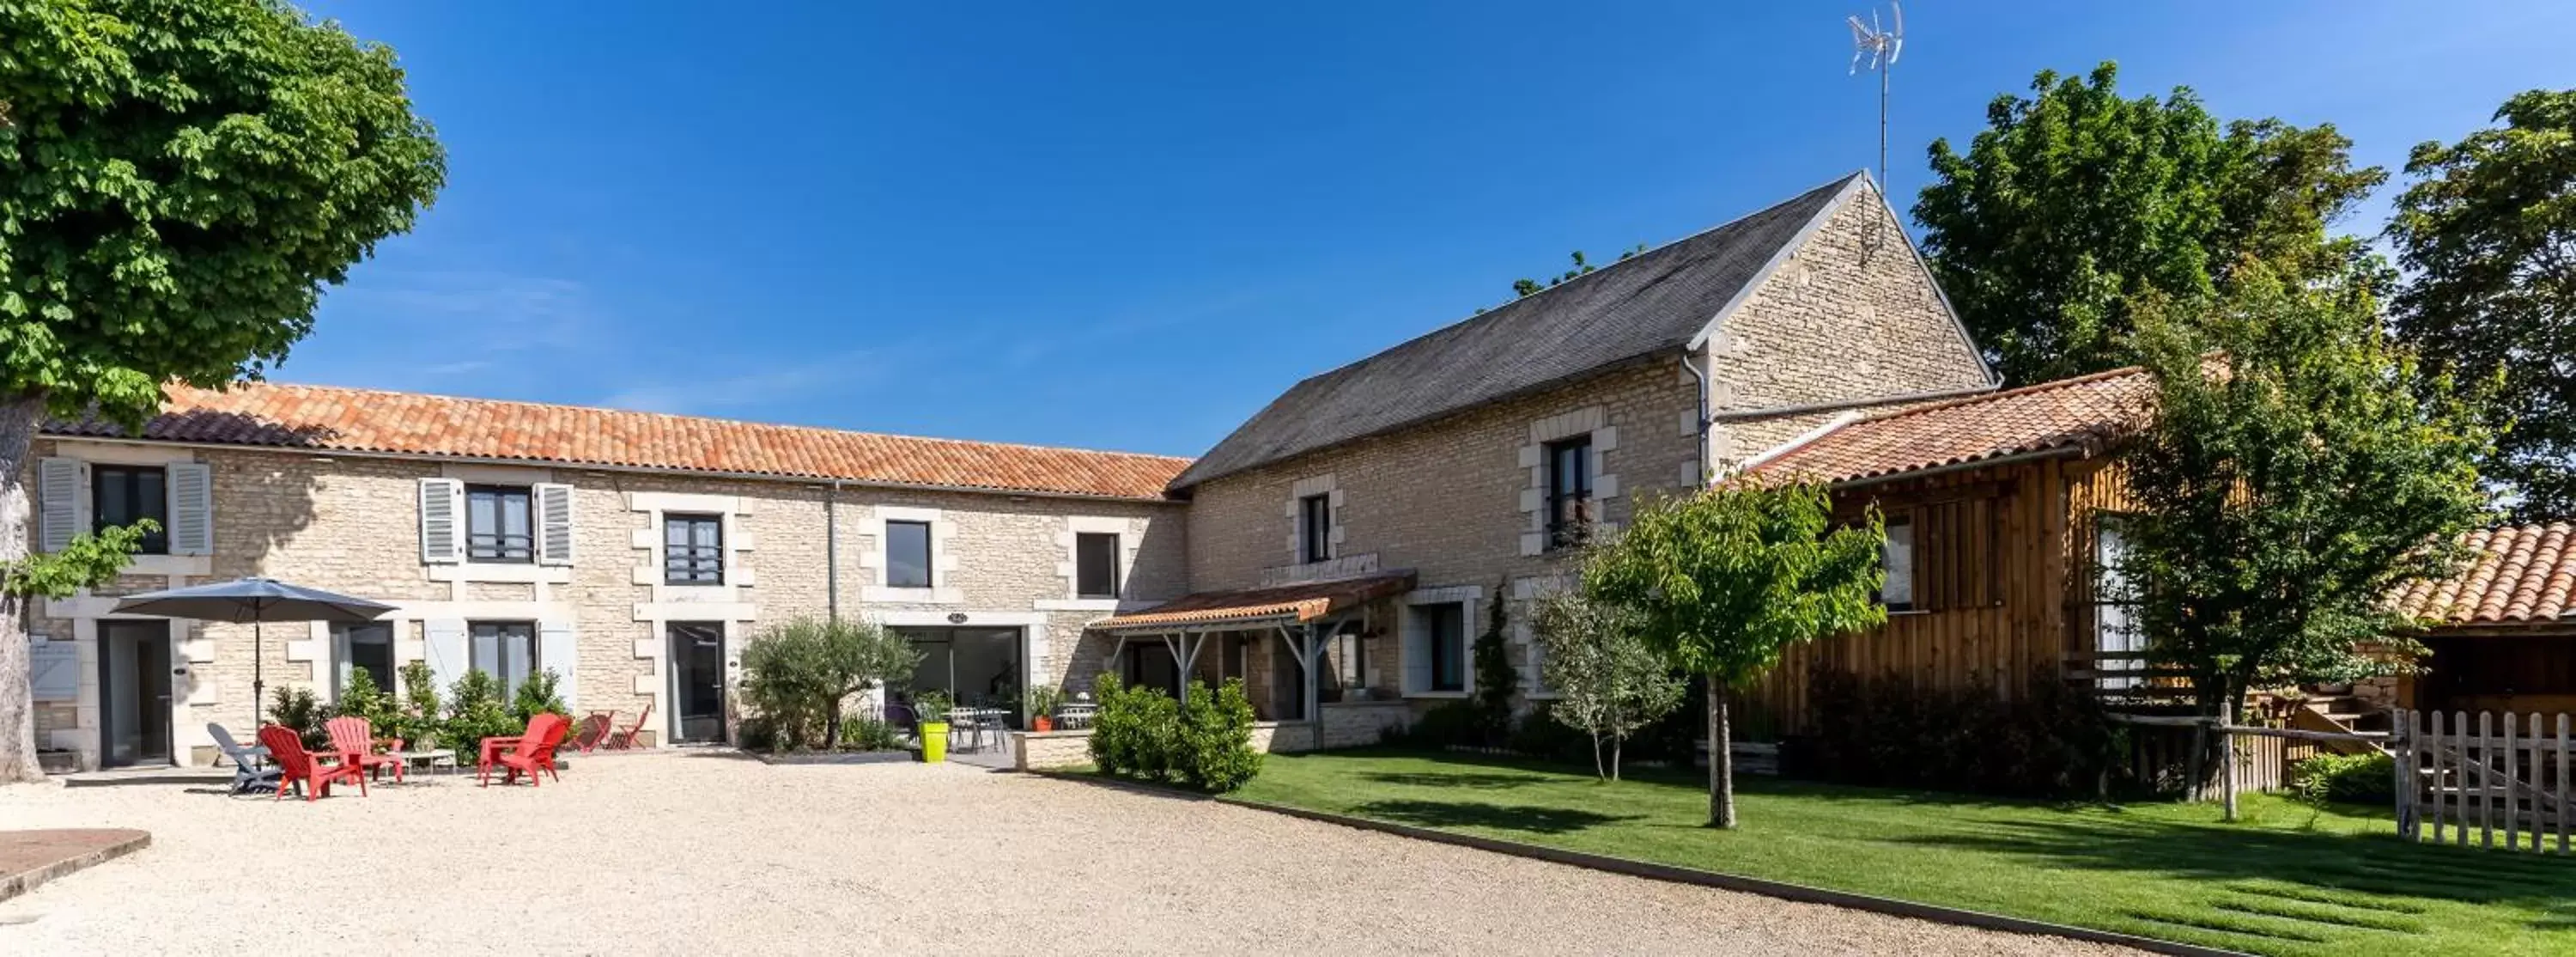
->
572 710 614 753
325 716 404 783
605 703 652 750
481 713 570 787
258 725 366 802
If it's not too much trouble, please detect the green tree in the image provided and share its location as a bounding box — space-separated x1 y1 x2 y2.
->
2389 89 2576 520
2120 262 2492 816
739 617 923 751
1532 588 1686 781
1582 483 1886 827
0 1 443 781
1468 580 1516 742
1915 62 2384 385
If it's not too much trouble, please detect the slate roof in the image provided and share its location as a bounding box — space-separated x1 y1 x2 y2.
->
1091 572 1418 631
46 382 1192 501
2392 524 2576 628
1167 173 1874 493
1747 367 2154 485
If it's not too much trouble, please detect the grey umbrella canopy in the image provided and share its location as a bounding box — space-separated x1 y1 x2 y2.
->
112 577 396 727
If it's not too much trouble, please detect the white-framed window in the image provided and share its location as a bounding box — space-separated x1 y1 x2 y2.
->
664 513 725 585
2094 515 2142 690
37 454 213 556
1880 515 1915 611
465 485 534 563
470 620 538 701
333 622 397 698
1323 622 1366 703
1416 602 1467 692
420 478 572 566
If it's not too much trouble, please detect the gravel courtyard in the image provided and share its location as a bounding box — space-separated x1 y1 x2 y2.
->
0 752 2136 955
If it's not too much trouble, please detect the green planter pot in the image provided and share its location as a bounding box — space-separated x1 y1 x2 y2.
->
919 721 950 763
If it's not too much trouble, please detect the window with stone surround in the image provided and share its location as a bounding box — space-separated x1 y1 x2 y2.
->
332 621 395 698
1298 493 1331 564
1545 436 1594 548
470 620 538 701
92 464 169 554
1418 602 1467 692
465 485 534 564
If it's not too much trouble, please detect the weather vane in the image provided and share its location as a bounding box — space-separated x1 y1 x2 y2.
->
1848 3 1905 186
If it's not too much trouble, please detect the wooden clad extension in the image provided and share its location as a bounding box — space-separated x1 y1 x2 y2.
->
1742 455 2135 735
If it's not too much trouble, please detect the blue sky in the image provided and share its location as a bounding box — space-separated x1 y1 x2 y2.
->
290 0 2573 457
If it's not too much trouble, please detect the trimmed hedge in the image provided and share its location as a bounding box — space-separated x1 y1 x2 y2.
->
1089 675 1264 792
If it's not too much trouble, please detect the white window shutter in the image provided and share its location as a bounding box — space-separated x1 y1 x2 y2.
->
538 618 579 709
37 457 82 552
418 478 464 564
165 462 215 556
425 619 466 700
535 483 575 566
1401 612 1431 695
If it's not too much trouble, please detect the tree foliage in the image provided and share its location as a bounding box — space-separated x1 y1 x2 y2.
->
0 0 442 782
2119 262 2492 742
0 520 153 599
1533 588 1686 780
2389 88 2576 520
738 617 922 751
1916 62 2385 385
1469 579 1516 741
1582 483 1886 826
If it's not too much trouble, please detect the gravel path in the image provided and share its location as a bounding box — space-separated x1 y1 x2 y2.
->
0 752 2140 955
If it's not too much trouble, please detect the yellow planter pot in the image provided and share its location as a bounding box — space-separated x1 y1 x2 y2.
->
918 721 949 763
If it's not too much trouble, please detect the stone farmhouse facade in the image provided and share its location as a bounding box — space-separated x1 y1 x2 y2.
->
30 171 1998 771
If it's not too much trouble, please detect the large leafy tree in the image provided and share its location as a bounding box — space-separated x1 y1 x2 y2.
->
2389 89 2576 520
1582 482 1884 827
2120 262 2491 812
1915 62 2385 385
0 0 444 781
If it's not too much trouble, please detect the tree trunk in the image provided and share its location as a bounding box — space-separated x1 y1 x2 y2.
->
1707 675 1735 828
0 393 51 783
1611 736 1623 782
2221 694 2239 822
823 694 844 751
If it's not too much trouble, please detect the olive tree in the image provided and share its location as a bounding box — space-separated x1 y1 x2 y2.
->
0 0 445 780
1532 588 1684 781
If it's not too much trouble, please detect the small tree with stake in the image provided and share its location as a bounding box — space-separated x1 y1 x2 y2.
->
1583 482 1886 828
1532 588 1685 781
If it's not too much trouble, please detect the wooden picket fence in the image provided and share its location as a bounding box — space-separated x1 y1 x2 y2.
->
2392 709 2576 853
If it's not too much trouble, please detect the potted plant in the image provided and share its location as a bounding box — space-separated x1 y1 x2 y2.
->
1024 686 1065 733
914 690 953 763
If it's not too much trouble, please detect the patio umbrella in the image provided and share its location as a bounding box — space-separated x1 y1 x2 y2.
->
112 577 396 728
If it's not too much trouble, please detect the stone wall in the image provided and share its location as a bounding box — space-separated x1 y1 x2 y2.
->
1009 703 1406 771
28 436 1185 770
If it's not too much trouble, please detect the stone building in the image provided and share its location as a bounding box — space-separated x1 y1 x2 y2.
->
27 171 2000 770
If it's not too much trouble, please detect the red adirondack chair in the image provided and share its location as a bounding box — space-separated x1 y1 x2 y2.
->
605 703 652 750
325 716 405 783
258 724 366 802
481 712 570 787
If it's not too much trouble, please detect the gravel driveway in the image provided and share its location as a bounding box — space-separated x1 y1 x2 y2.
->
0 752 2138 955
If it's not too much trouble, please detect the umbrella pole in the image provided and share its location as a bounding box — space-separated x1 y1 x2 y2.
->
252 619 264 728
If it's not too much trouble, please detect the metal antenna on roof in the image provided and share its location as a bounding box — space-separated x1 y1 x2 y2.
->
1847 3 1904 187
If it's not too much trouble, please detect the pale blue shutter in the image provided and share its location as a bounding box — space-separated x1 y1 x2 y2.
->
38 457 82 553
419 479 464 564
165 462 214 556
425 619 466 703
538 619 578 709
534 483 575 566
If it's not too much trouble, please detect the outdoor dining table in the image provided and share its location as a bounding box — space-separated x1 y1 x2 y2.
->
948 708 1009 752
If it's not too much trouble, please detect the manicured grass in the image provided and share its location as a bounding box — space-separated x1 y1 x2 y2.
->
1224 750 2576 957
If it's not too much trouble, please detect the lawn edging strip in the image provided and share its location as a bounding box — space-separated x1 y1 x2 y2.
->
1036 771 2243 957
0 829 151 905
1228 795 2247 957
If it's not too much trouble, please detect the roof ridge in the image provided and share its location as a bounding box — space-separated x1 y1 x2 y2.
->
1273 171 1870 394
1845 364 2148 426
180 381 1193 463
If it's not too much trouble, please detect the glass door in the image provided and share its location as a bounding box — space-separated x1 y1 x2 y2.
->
669 623 726 743
99 620 173 767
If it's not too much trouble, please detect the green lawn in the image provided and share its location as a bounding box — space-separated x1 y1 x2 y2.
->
1220 749 2576 957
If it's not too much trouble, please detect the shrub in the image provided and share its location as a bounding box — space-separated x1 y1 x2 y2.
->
1384 700 1489 749
837 716 902 752
1470 581 1517 743
397 661 441 747
442 669 519 764
1782 667 2122 800
509 668 570 728
336 668 406 744
1176 679 1262 791
268 686 332 751
2290 751 2396 806
1087 674 1184 783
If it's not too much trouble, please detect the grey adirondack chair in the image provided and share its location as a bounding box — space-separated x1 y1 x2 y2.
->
207 722 280 795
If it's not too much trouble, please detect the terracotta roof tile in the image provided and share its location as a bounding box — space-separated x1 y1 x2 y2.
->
46 382 1190 501
1747 367 2154 485
2393 524 2576 627
1092 573 1418 631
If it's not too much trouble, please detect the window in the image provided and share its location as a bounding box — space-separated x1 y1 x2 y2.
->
332 622 395 698
93 465 169 554
664 513 725 585
1417 602 1467 692
886 520 933 588
465 485 534 563
1075 532 1121 599
1880 516 1916 611
1546 436 1594 547
1299 493 1331 564
2094 516 2142 690
1324 623 1367 702
470 621 538 702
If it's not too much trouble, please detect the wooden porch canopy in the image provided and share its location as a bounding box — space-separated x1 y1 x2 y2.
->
1088 572 1413 740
